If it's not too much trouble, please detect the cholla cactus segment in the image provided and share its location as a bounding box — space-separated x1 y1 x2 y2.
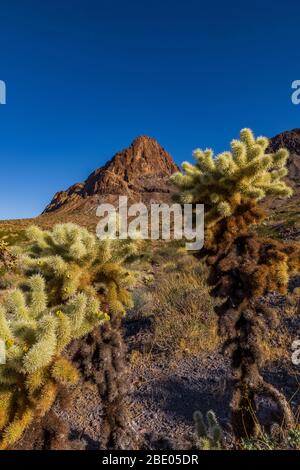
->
171 128 292 225
193 410 223 450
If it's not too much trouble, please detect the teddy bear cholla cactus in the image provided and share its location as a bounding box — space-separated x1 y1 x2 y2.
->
172 128 292 226
23 223 136 314
21 223 138 449
0 223 137 449
172 129 300 438
0 273 106 449
193 410 223 450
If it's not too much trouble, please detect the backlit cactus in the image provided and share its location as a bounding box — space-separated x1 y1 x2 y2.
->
173 129 300 438
172 128 292 226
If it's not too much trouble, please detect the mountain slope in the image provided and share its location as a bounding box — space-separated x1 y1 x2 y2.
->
268 128 300 187
43 136 179 215
261 128 300 240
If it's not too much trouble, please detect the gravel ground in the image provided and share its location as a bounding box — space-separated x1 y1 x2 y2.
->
16 276 300 450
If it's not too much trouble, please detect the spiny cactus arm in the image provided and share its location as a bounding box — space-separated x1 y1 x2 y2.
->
0 408 34 450
27 275 47 318
193 410 207 438
95 239 112 264
55 311 72 353
264 182 293 197
107 283 126 316
0 305 13 342
207 410 223 448
26 224 96 263
64 293 87 336
111 238 141 263
207 409 219 428
25 369 47 394
94 263 134 292
34 381 57 418
0 389 13 431
25 254 68 278
68 238 91 260
23 316 57 373
193 148 216 173
193 410 223 450
60 264 82 300
118 288 134 309
170 171 195 190
51 358 79 386
73 296 109 338
4 289 30 321
272 148 289 168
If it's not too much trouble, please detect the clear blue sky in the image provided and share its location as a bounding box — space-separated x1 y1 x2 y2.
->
0 0 299 219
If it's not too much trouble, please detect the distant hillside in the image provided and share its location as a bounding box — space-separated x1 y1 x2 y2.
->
262 128 300 240
43 135 179 216
268 128 300 188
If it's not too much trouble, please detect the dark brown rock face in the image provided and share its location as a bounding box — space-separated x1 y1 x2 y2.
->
268 128 300 187
43 136 179 214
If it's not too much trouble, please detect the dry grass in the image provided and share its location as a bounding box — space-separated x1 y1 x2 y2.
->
149 254 221 356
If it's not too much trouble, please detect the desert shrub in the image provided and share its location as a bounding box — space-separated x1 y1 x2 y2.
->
0 240 20 292
0 240 17 273
127 289 153 320
172 128 300 438
0 230 27 247
151 257 220 355
240 427 300 450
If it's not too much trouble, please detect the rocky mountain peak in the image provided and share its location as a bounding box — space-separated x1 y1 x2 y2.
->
43 136 179 214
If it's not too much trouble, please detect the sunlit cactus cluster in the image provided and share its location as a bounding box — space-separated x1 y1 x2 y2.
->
0 274 106 449
23 223 137 316
172 128 292 225
0 223 138 449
